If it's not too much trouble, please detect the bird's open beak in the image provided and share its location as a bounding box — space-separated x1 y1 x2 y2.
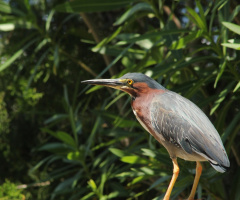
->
81 78 125 90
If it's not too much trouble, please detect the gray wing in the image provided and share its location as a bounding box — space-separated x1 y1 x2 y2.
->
150 91 230 172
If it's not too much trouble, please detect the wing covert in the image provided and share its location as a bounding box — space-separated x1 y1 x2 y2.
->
150 91 230 171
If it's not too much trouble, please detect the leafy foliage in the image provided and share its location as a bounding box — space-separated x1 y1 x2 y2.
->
0 180 25 200
0 0 240 199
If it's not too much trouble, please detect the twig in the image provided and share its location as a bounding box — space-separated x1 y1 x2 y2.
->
231 145 240 166
17 181 50 189
59 49 97 77
80 12 117 76
163 6 181 29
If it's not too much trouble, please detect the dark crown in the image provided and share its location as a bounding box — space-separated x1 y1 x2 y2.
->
120 73 165 90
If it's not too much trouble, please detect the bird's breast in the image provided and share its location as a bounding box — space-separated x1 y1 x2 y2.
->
131 95 152 131
131 89 166 143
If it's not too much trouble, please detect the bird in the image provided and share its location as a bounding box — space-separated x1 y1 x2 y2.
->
81 72 230 200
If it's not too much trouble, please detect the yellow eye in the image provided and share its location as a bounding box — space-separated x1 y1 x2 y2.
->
127 79 133 85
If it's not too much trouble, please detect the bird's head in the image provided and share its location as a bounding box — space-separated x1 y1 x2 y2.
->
81 73 165 98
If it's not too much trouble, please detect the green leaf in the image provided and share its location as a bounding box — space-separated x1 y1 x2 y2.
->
129 176 145 185
228 5 240 22
233 81 240 92
85 85 104 94
187 6 207 32
0 23 15 31
222 22 240 35
170 30 203 50
214 59 227 88
109 148 128 157
46 10 55 31
114 2 153 26
120 155 148 164
53 45 59 74
67 151 84 161
184 76 213 98
44 114 68 124
92 26 123 50
222 112 240 143
0 20 34 31
55 0 135 13
34 38 50 53
88 179 98 191
53 175 79 193
41 128 77 149
210 82 235 115
156 56 218 77
38 142 75 153
104 92 126 110
27 49 49 88
149 176 171 190
116 29 188 43
0 1 25 16
0 38 38 72
29 155 54 173
221 43 240 50
141 148 156 158
195 0 207 29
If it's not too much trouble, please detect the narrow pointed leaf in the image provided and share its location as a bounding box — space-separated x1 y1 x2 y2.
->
221 43 240 50
210 82 235 115
222 22 240 35
114 2 153 26
214 59 227 88
0 38 38 72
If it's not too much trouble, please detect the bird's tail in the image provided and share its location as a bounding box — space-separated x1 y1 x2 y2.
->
209 160 230 173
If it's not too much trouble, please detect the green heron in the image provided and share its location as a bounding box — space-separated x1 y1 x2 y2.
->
82 73 230 200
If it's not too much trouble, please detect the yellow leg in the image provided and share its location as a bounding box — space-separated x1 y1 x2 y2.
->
188 161 202 200
163 158 179 200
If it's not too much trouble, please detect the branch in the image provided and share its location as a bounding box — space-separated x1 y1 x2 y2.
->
80 13 117 76
163 6 181 29
59 49 97 77
17 181 50 189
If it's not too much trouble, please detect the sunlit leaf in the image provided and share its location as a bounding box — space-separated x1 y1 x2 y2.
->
120 155 148 164
109 148 128 157
88 179 97 191
67 151 84 161
233 81 240 92
0 23 15 31
221 43 240 50
222 22 240 35
0 20 34 31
